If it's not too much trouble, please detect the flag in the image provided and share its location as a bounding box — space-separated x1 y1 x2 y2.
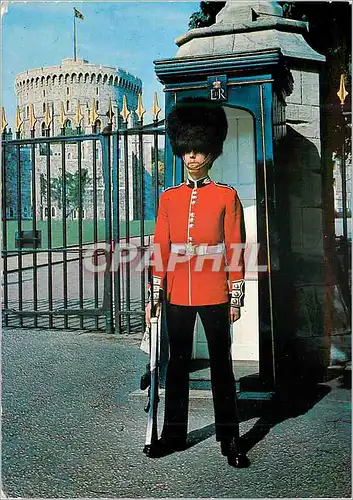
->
74 7 84 20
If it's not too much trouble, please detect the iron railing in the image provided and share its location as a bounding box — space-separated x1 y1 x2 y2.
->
1 95 165 334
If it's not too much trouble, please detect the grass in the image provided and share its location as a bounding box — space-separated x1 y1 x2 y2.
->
4 219 156 251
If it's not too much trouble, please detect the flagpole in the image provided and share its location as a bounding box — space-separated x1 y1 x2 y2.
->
73 9 77 61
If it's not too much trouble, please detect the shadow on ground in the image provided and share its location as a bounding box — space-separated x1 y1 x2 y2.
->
184 383 332 454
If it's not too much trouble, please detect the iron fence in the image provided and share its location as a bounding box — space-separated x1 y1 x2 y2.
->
1 95 165 334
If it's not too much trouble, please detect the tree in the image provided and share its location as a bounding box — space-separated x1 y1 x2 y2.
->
40 173 47 205
189 1 225 29
50 168 91 219
4 146 19 210
156 148 165 187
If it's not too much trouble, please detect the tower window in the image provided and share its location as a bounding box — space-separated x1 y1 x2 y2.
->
64 119 72 136
43 89 46 97
67 87 70 95
96 100 99 110
26 106 30 118
96 87 99 96
66 100 70 112
43 103 46 113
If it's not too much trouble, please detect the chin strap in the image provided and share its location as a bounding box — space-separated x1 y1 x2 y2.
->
183 153 216 171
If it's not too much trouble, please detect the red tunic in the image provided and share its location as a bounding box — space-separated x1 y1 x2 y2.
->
151 176 245 307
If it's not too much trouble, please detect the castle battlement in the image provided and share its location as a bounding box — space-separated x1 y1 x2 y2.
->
15 58 142 95
15 57 142 136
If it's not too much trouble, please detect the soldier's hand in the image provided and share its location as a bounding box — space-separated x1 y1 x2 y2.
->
145 302 161 327
229 306 241 323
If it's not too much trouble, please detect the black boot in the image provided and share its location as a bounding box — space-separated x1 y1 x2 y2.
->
220 437 250 468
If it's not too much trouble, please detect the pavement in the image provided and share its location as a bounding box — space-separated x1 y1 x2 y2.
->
2 327 352 499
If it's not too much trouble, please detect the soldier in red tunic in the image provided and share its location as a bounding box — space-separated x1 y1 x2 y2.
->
145 99 249 467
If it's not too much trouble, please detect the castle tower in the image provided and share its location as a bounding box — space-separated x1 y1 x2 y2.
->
15 57 142 136
13 58 151 222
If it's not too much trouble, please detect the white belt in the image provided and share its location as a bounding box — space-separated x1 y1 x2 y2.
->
171 243 225 256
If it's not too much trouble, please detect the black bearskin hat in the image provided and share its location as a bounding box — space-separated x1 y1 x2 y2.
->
166 99 228 159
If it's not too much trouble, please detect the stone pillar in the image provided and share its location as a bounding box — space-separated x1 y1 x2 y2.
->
274 66 331 384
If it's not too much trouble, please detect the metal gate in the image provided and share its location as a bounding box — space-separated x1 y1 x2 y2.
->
1 95 165 333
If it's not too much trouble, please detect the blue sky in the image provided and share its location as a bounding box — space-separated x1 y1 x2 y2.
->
2 1 200 128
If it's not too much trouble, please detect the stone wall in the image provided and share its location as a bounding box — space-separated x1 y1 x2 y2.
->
285 69 323 256
33 134 153 222
274 66 331 384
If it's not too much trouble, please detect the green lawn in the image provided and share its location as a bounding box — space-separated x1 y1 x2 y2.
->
4 219 156 251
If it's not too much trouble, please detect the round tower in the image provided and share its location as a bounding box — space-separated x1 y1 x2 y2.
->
15 57 142 137
14 58 146 223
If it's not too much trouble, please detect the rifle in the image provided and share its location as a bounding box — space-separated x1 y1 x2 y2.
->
142 268 161 456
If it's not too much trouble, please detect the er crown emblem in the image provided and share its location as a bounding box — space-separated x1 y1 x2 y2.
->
210 79 226 101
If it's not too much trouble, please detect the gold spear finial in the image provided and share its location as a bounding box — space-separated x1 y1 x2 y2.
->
44 103 52 129
337 74 349 105
59 102 66 129
29 104 37 131
1 107 8 133
74 101 84 127
107 98 115 125
89 98 99 126
120 95 130 124
136 93 146 122
15 106 23 132
152 92 161 121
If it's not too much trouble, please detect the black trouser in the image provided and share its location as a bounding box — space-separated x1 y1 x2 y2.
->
161 302 240 442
